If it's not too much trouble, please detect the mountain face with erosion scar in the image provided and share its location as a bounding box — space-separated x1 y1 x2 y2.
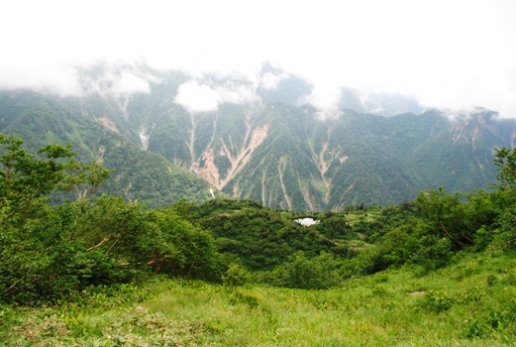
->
1 66 516 211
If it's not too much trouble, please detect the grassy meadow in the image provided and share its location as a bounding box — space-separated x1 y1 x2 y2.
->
3 251 516 346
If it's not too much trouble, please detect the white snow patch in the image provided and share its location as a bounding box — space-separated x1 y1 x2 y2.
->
294 217 320 226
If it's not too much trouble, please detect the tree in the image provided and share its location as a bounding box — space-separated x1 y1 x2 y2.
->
147 208 222 281
494 147 516 191
415 188 473 248
1 133 73 223
60 159 112 200
0 133 111 303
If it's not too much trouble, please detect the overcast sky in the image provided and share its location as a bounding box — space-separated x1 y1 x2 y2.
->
2 0 516 117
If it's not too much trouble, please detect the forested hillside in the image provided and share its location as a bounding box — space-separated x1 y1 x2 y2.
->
2 67 515 210
0 91 226 207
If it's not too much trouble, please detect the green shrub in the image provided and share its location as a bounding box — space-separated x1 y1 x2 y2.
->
494 205 516 250
419 290 454 313
275 251 341 290
222 263 250 286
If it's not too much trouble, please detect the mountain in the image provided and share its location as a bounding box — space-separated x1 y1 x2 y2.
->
339 88 427 117
1 66 515 211
0 89 227 207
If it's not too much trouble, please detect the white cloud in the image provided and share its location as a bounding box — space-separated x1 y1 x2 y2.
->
1 0 516 117
216 82 258 105
175 81 220 113
0 61 82 96
73 62 156 97
259 71 288 90
300 85 343 120
175 79 259 113
110 72 151 95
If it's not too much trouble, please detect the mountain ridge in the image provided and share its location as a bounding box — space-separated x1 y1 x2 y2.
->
1 68 515 211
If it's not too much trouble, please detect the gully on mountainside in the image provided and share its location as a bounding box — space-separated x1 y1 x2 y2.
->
185 111 269 191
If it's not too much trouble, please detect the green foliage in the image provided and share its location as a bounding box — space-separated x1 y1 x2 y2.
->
61 159 113 200
5 252 516 345
148 208 222 281
494 147 516 191
222 263 250 286
349 187 502 275
5 130 516 309
415 188 471 248
273 251 341 289
493 205 516 250
185 199 354 272
313 214 353 239
7 101 516 343
0 133 73 213
0 133 90 303
419 290 454 313
410 234 453 273
0 134 224 304
352 217 452 275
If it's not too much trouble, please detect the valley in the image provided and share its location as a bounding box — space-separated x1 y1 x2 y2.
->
2 2 516 345
3 128 516 345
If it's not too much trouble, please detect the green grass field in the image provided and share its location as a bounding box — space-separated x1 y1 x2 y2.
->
3 250 516 346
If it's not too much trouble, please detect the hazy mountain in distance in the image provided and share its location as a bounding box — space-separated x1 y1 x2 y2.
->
339 88 427 117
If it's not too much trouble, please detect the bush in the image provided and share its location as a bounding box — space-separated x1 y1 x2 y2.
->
494 205 516 250
409 235 452 273
274 252 341 290
419 290 454 313
222 263 250 286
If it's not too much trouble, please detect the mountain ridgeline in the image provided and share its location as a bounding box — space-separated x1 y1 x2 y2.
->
1 67 515 210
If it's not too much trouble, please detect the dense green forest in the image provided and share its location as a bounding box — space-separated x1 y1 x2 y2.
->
3 132 516 344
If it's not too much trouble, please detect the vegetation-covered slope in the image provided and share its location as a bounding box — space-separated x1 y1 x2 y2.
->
5 253 516 346
133 89 516 210
4 67 516 210
0 90 226 207
4 133 516 344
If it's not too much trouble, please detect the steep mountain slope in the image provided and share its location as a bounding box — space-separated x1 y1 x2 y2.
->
118 74 516 210
0 90 226 207
2 68 515 211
